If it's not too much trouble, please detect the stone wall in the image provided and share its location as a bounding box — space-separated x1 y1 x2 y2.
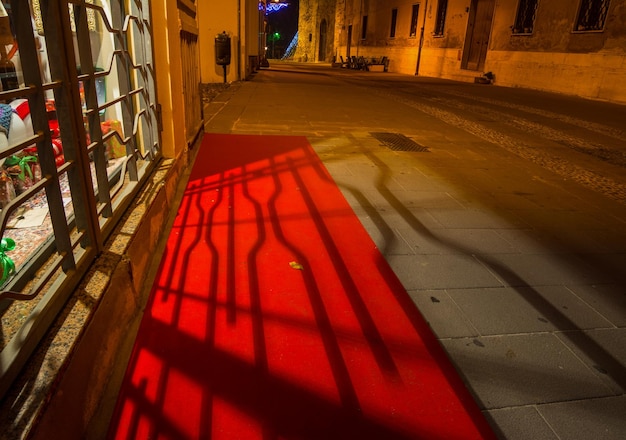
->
295 0 337 62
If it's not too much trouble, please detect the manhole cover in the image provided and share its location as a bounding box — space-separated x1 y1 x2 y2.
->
370 132 430 152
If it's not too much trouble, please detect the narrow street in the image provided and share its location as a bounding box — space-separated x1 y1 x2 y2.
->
204 61 626 439
231 62 626 205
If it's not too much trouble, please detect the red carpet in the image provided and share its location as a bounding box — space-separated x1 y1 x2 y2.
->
108 134 495 439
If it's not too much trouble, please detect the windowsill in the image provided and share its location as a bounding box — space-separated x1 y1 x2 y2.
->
571 29 605 33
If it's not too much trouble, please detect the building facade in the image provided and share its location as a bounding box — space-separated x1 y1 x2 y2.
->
198 0 265 83
327 0 626 103
295 0 337 62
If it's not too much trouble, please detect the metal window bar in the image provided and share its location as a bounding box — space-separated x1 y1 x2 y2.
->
75 3 114 222
513 0 539 34
0 0 161 401
575 0 611 31
434 0 448 36
0 0 98 401
135 3 160 162
128 1 153 160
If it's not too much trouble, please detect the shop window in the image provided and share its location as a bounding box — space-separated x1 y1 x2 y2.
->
433 0 448 37
410 4 420 38
575 0 611 31
512 0 539 34
361 15 368 40
0 0 160 400
390 9 398 38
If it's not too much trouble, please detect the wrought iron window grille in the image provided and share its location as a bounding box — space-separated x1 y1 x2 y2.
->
512 0 539 34
0 0 161 401
574 0 611 31
433 0 448 37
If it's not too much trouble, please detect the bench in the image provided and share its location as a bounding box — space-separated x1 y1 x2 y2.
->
365 56 389 72
335 56 390 72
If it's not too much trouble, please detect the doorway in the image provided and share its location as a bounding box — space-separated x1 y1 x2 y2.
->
319 19 327 61
461 0 495 71
346 25 352 59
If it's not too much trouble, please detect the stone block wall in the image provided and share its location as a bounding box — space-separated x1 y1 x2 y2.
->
295 0 337 62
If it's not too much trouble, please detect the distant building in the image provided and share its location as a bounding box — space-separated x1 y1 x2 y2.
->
300 0 626 104
295 0 338 62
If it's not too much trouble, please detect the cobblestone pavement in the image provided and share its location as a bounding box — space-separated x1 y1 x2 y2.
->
323 67 626 207
209 62 626 204
204 61 626 440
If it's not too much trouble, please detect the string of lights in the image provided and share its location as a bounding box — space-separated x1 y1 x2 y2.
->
266 3 289 14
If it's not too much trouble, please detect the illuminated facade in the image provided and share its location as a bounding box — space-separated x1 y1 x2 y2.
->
330 0 626 103
295 0 337 62
198 0 265 83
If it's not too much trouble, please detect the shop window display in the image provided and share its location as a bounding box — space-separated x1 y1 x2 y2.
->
0 2 42 287
0 0 160 403
0 1 130 289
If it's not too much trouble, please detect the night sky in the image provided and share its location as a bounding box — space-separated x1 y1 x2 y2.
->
265 0 300 58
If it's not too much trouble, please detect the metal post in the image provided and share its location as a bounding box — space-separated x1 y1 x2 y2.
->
415 0 429 76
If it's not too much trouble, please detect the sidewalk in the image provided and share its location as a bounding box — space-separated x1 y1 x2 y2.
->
108 133 497 439
203 63 626 439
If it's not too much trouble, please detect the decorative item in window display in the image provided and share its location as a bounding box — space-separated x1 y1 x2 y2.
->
0 101 31 151
43 99 65 166
0 168 15 208
0 98 64 168
0 2 17 92
52 137 64 166
101 119 124 158
0 51 17 91
0 236 15 286
3 155 38 195
0 98 44 195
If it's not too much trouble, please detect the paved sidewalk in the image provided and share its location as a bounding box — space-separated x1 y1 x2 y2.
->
204 62 626 440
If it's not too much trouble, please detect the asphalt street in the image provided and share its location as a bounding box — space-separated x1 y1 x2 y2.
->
204 61 626 440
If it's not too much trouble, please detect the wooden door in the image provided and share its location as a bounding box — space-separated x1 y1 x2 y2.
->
462 0 495 71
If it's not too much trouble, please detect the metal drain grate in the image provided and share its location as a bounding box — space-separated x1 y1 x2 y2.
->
370 132 430 152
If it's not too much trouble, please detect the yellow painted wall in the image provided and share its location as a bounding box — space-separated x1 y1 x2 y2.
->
485 51 626 103
152 0 187 159
198 0 262 83
199 1 238 83
152 0 264 160
245 0 263 76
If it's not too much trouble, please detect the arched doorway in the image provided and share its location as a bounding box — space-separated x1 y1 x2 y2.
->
318 19 327 61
